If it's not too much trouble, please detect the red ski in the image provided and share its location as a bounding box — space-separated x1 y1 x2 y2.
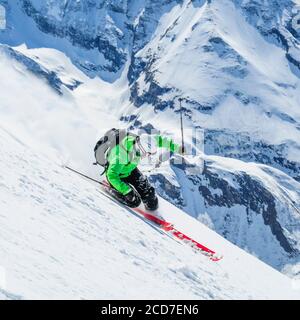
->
101 181 222 261
132 206 222 262
133 207 174 231
64 167 223 262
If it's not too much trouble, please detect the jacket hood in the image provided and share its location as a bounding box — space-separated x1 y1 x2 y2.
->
121 135 136 152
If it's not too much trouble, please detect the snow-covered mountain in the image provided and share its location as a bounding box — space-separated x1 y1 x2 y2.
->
0 0 300 295
0 48 299 299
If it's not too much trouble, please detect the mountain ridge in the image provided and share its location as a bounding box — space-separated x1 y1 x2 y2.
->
0 0 299 277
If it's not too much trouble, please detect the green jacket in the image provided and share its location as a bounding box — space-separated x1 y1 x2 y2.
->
106 135 180 195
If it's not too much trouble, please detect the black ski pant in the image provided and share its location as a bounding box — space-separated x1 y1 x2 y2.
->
110 168 157 209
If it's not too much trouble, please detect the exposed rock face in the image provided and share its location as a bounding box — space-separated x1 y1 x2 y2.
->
204 130 300 182
0 45 82 94
150 156 300 270
7 0 182 80
128 0 300 181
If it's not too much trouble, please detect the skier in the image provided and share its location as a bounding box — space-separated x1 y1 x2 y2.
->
94 129 182 211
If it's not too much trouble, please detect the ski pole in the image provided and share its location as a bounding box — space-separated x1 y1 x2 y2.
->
65 166 105 186
179 98 185 155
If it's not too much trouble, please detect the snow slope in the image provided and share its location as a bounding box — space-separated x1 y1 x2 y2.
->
1 0 300 276
0 43 299 300
1 124 300 300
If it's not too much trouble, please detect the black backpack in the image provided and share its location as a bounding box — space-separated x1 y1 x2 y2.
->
93 128 128 168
